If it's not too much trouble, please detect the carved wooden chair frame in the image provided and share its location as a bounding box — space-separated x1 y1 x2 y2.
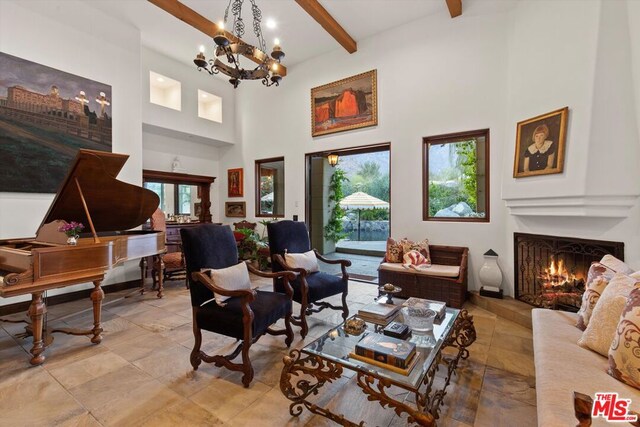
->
189 264 296 387
272 250 351 338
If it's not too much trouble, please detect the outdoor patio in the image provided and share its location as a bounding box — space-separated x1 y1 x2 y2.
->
318 251 383 283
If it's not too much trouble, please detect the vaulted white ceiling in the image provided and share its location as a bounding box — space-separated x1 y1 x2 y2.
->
90 0 515 71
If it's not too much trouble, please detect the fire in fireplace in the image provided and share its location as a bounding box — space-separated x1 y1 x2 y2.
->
514 233 624 311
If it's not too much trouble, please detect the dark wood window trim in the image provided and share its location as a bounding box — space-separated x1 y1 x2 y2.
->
142 169 216 223
255 156 285 218
422 129 490 223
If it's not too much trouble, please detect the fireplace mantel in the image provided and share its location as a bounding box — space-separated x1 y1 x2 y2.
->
503 194 639 217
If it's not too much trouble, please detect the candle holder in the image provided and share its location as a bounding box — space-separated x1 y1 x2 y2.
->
378 284 402 304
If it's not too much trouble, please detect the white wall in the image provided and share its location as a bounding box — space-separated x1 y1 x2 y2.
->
0 0 143 305
502 0 640 293
142 47 236 146
142 132 221 222
224 7 512 291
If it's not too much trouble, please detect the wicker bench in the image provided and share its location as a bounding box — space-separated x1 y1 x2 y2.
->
378 245 469 308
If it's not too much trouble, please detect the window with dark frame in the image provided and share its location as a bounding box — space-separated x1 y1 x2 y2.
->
422 129 490 222
255 157 285 218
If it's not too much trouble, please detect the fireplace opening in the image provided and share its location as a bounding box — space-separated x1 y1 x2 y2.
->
514 233 624 311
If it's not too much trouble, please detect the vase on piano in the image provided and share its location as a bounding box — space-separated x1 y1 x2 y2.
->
66 235 79 245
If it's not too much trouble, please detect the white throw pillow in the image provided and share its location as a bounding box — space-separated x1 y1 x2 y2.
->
578 273 639 356
600 254 634 274
200 262 251 306
285 250 319 273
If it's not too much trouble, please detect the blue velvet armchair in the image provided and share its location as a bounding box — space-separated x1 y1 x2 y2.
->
180 224 295 387
267 220 351 338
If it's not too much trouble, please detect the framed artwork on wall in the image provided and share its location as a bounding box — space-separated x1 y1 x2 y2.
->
311 69 377 137
228 168 244 197
0 51 112 193
225 201 246 218
513 107 569 178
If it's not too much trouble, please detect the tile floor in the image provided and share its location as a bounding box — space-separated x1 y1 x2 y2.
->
0 278 537 426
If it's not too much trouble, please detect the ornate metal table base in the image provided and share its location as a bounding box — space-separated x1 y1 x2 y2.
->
280 309 476 426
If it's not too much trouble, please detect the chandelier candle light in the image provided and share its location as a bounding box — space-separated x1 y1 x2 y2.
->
194 0 285 88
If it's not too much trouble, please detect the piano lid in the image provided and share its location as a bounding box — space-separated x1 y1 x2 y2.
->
39 149 160 233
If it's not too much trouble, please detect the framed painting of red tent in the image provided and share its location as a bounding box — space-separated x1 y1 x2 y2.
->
311 70 377 137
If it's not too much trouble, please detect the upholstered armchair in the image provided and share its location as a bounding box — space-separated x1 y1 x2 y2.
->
267 220 351 338
150 208 187 289
180 224 295 388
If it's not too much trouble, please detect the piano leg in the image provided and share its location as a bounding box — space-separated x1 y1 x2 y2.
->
139 257 147 295
154 255 165 299
90 280 104 344
28 291 46 365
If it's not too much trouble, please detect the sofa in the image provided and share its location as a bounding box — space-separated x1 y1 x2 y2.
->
533 308 640 426
378 245 468 308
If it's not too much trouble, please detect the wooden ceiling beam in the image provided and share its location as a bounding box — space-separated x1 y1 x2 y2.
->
295 0 357 54
445 0 462 18
147 0 287 76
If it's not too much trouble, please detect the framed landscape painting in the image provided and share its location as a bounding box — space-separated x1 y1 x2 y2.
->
311 70 377 137
0 51 112 193
228 168 244 197
513 107 568 178
225 201 246 218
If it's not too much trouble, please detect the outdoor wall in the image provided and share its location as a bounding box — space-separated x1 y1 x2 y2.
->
224 3 512 291
142 132 221 222
0 0 143 305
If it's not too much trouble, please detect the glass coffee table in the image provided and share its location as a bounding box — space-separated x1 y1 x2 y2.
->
279 307 476 426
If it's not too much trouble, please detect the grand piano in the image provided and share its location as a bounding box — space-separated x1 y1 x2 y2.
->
0 149 166 365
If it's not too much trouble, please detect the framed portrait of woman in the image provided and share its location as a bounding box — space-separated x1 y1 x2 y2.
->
228 168 243 197
513 107 568 178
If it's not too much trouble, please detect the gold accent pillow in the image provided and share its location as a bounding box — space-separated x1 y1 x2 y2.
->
608 284 640 390
578 273 639 357
386 238 403 263
576 262 616 330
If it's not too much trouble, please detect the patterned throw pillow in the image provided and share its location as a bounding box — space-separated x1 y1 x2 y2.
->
409 238 431 266
386 238 403 263
578 273 639 357
600 254 634 275
608 285 640 390
576 262 616 330
402 250 430 269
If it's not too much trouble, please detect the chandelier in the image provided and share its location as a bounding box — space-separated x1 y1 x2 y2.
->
194 0 284 88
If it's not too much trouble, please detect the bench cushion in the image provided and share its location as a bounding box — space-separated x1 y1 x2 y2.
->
379 262 460 278
533 308 640 427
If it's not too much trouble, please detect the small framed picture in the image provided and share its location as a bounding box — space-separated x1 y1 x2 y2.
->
513 107 569 178
228 168 244 197
225 201 246 218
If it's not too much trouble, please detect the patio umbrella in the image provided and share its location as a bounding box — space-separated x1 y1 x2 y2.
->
261 192 274 202
339 191 389 241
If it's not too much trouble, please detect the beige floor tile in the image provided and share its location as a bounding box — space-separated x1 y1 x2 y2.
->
482 366 536 406
47 350 130 389
190 378 271 422
0 367 86 425
132 343 194 379
109 331 176 362
67 364 156 411
473 387 537 427
90 380 182 426
490 330 534 354
138 398 224 426
228 387 314 427
486 345 536 377
58 411 103 427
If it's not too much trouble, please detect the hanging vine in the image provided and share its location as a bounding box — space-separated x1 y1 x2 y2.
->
324 169 348 243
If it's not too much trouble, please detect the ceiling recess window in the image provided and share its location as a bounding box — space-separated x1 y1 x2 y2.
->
423 129 490 222
197 89 222 123
149 71 181 111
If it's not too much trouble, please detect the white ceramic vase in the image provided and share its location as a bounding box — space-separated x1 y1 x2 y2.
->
479 249 502 289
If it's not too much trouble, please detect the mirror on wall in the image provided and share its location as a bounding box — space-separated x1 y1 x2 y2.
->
255 157 285 217
142 170 216 222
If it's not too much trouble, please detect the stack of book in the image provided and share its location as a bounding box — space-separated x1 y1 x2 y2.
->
349 333 418 375
402 297 446 320
357 301 401 326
